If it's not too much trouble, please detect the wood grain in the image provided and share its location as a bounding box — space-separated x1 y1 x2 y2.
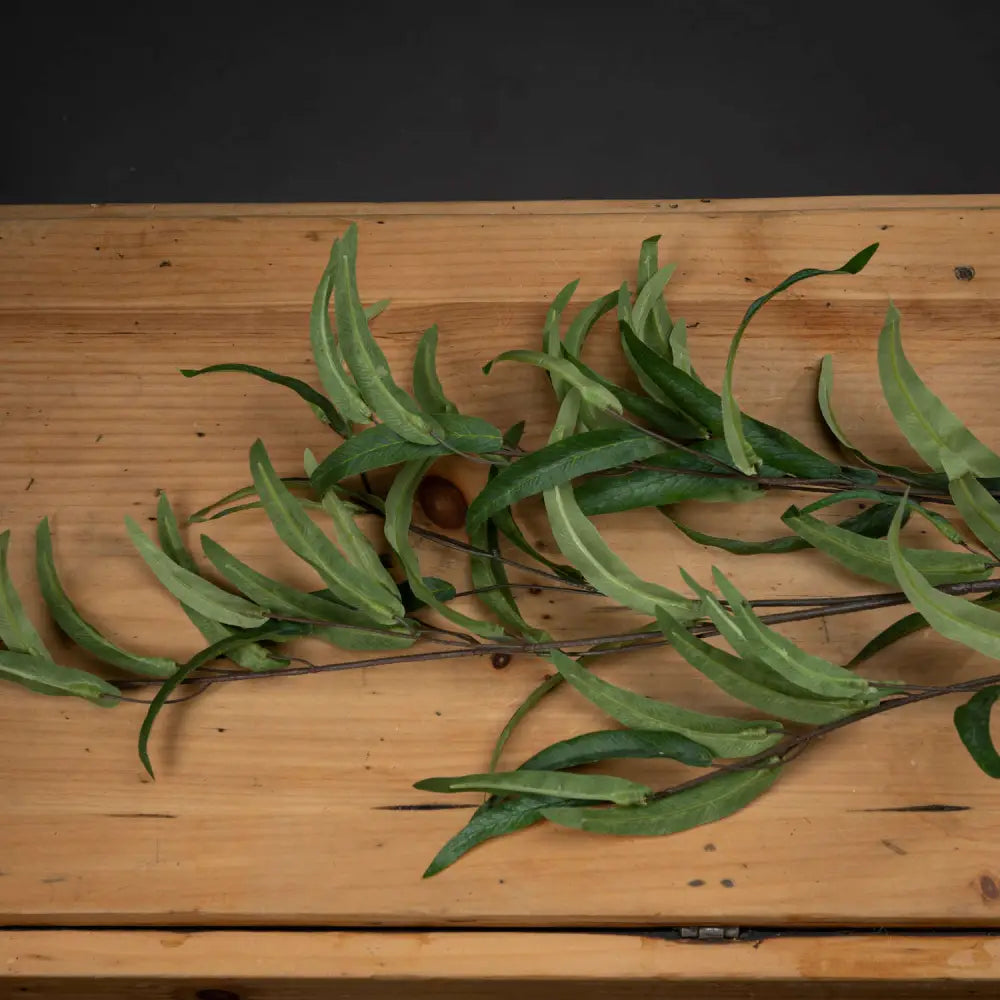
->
2 198 1000 931
3 930 1000 999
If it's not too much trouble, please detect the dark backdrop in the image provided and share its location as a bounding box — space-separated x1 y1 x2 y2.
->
4 2 999 203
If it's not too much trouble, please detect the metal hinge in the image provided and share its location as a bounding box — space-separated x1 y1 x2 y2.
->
679 926 742 941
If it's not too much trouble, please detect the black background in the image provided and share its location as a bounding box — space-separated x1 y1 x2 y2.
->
4 2 999 203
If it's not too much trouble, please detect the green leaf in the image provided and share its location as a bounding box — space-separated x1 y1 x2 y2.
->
518 727 713 772
309 238 371 424
635 236 674 355
540 394 697 620
484 349 621 413
686 570 874 702
541 279 581 397
878 303 1000 478
542 764 780 835
574 451 762 516
489 673 564 772
817 355 945 490
310 414 503 494
125 516 267 629
250 439 403 624
945 467 1000 558
36 517 177 678
188 479 315 524
466 425 671 533
415 769 651 806
489 505 586 584
0 530 48 657
656 608 871 724
156 495 288 672
384 459 505 638
422 794 557 877
179 363 348 435
398 576 456 613
548 649 783 759
412 325 458 415
334 225 443 444
887 498 1000 662
560 349 707 439
138 621 310 777
668 317 697 378
364 298 391 322
667 501 898 556
782 505 992 586
199 535 414 651
564 290 619 368
0 649 120 705
721 244 878 474
954 687 1000 778
622 327 869 483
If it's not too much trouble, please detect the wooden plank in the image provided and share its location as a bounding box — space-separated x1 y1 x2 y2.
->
1 199 999 928
3 930 1000 998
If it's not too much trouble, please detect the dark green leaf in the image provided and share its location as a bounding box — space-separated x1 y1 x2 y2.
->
622 328 872 483
489 673 564 772
422 794 558 877
414 769 651 805
466 426 671 532
783 505 992 585
954 687 1000 778
412 325 458 415
548 648 783 759
334 224 443 444
179 363 348 435
36 517 177 677
0 649 121 705
398 576 456 613
542 764 781 835
518 728 713 771
311 414 503 494
721 243 878 473
0 530 48 657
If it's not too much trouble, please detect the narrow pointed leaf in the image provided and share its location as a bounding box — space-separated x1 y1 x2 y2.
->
540 394 696 620
125 515 267 628
485 349 621 413
309 238 371 424
887 499 1000 661
138 621 311 777
0 530 48 657
385 459 504 638
782 505 992 585
199 535 414 651
668 317 697 377
412 325 458 415
489 673 564 772
954 687 1000 778
179 363 348 435
541 279 581 396
311 414 503 494
489 505 587 584
945 467 1000 558
422 795 557 877
0 650 121 705
35 518 177 677
563 290 619 366
335 225 443 444
415 769 651 805
518 728 713 772
623 327 871 483
878 303 1000 477
466 425 671 533
156 496 287 672
548 649 783 759
636 236 674 355
250 439 403 623
188 479 314 524
398 576 456 613
542 764 780 835
721 244 877 474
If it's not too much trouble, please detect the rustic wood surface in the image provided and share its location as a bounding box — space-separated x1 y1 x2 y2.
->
3 930 1000 999
2 198 1000 936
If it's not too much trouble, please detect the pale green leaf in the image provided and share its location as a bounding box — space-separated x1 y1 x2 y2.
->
0 530 48 658
414 769 651 806
412 325 458 415
484 349 621 413
0 649 120 705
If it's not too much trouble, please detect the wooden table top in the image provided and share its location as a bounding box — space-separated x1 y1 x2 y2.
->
2 197 1000 931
